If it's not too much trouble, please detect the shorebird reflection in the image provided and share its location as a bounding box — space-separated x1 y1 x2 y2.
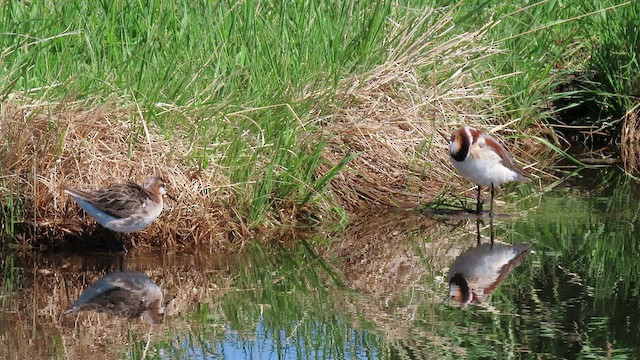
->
448 219 530 306
65 271 164 324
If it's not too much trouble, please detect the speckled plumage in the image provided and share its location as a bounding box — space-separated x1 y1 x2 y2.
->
64 271 164 324
65 177 170 233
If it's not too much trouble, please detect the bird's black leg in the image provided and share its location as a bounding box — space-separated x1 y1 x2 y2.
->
476 218 482 245
489 215 495 248
117 233 128 254
118 253 126 272
476 186 483 215
489 184 495 218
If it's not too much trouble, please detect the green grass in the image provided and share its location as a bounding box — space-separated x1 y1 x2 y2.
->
582 1 640 123
0 0 396 106
2 0 640 234
426 1 577 125
0 181 22 241
460 0 638 134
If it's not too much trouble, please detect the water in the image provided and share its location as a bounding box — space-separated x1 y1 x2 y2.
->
1 168 639 359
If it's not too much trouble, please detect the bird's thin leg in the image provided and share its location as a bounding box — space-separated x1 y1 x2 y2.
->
476 218 482 245
489 184 495 218
489 215 495 248
476 186 483 215
118 253 126 272
118 233 128 254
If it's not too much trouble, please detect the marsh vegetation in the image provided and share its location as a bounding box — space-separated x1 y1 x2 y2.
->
1 1 640 358
5 0 639 247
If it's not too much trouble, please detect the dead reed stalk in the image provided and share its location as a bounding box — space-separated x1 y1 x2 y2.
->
622 102 640 174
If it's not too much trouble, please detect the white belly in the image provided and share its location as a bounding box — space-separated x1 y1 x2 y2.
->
452 157 523 187
104 214 158 233
105 203 163 233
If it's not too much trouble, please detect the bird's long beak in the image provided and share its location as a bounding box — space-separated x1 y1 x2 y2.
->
437 129 450 142
166 192 178 202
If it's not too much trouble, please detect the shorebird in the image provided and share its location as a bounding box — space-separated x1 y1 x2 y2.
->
440 125 530 216
448 239 530 306
64 271 165 324
64 176 173 234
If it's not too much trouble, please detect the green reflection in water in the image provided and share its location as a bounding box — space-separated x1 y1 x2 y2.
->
219 243 375 358
151 242 383 359
2 170 640 359
162 169 639 359
499 169 640 359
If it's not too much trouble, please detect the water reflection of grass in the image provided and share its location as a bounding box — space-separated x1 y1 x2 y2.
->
515 170 640 297
218 243 373 358
3 188 639 358
504 169 640 357
0 255 21 308
155 212 464 358
205 213 537 358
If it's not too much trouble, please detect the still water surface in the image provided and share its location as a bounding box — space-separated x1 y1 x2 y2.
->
1 168 639 359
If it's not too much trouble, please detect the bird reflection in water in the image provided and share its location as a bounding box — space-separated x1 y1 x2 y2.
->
448 219 530 306
65 271 165 324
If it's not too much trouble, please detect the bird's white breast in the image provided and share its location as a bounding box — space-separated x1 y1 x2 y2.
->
452 142 522 187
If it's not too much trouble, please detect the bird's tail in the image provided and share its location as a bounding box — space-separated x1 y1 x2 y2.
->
64 187 94 201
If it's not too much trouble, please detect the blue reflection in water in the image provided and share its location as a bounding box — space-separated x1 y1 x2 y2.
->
169 320 378 359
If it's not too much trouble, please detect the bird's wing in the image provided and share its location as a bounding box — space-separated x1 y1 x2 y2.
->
87 182 151 219
479 134 530 178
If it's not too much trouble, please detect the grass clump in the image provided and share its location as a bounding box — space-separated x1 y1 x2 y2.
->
0 0 395 247
0 102 234 250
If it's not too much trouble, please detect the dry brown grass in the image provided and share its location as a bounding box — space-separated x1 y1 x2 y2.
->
312 12 540 211
622 102 640 174
0 99 235 251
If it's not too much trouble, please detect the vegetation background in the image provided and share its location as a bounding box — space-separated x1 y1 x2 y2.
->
1 2 640 358
1 0 638 249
